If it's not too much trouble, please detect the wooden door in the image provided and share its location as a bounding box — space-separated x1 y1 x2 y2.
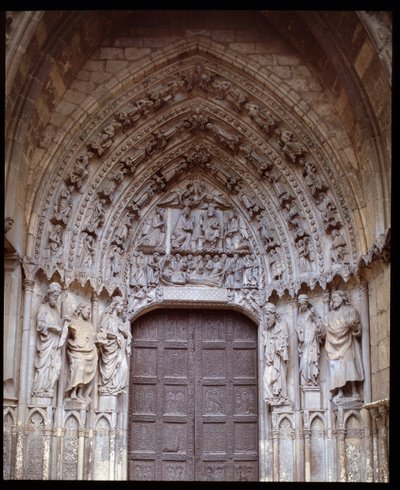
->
128 309 258 481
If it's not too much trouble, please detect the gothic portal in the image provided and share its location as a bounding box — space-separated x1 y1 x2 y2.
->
4 11 391 481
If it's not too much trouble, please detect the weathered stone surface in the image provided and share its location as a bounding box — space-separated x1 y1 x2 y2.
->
4 9 390 483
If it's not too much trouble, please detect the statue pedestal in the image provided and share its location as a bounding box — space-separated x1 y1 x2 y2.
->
31 396 54 407
301 386 321 410
64 398 89 410
99 394 118 412
332 396 363 410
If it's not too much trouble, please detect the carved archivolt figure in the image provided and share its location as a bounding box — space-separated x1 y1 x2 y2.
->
263 302 289 405
330 229 347 264
276 128 306 163
109 244 124 278
245 102 276 134
296 294 324 386
65 304 98 402
53 187 72 224
68 152 92 190
79 232 95 268
97 296 132 395
86 198 106 233
32 282 69 397
48 223 64 258
323 290 364 403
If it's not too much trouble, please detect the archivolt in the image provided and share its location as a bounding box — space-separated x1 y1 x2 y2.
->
30 38 361 297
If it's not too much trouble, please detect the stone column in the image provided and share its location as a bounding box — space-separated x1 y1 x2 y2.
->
109 428 117 480
337 428 346 482
272 427 280 481
323 290 336 481
361 408 374 481
15 277 35 479
359 282 372 403
365 399 389 482
370 408 379 482
290 298 304 481
258 313 270 481
43 427 52 480
53 284 69 480
85 292 100 480
78 428 86 480
304 428 311 482
378 404 389 482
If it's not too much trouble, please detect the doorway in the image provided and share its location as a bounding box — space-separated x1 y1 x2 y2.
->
128 308 258 481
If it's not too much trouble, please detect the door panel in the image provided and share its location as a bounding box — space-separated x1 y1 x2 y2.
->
129 309 258 481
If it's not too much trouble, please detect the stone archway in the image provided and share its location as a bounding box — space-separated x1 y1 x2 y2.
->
4 11 390 482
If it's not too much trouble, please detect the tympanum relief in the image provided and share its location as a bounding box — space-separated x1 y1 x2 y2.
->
127 180 262 295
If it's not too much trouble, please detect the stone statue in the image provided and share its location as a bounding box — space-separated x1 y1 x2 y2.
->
171 207 195 249
323 290 364 403
262 302 289 405
97 296 132 395
296 294 324 386
109 244 124 277
67 152 92 191
245 102 276 134
32 282 69 398
129 250 147 287
330 229 347 264
65 304 98 402
200 203 221 248
225 210 247 251
146 252 162 286
140 207 166 248
86 198 106 234
275 128 307 164
53 187 73 224
79 231 95 268
302 160 327 198
48 223 64 258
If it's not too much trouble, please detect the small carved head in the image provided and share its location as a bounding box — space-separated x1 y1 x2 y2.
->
47 282 62 305
75 304 91 320
330 290 349 309
265 302 277 327
298 294 309 311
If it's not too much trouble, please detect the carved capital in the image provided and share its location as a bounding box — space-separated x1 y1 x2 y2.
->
23 279 35 292
5 216 14 234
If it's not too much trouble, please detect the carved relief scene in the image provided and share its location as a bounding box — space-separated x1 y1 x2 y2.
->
4 10 390 483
